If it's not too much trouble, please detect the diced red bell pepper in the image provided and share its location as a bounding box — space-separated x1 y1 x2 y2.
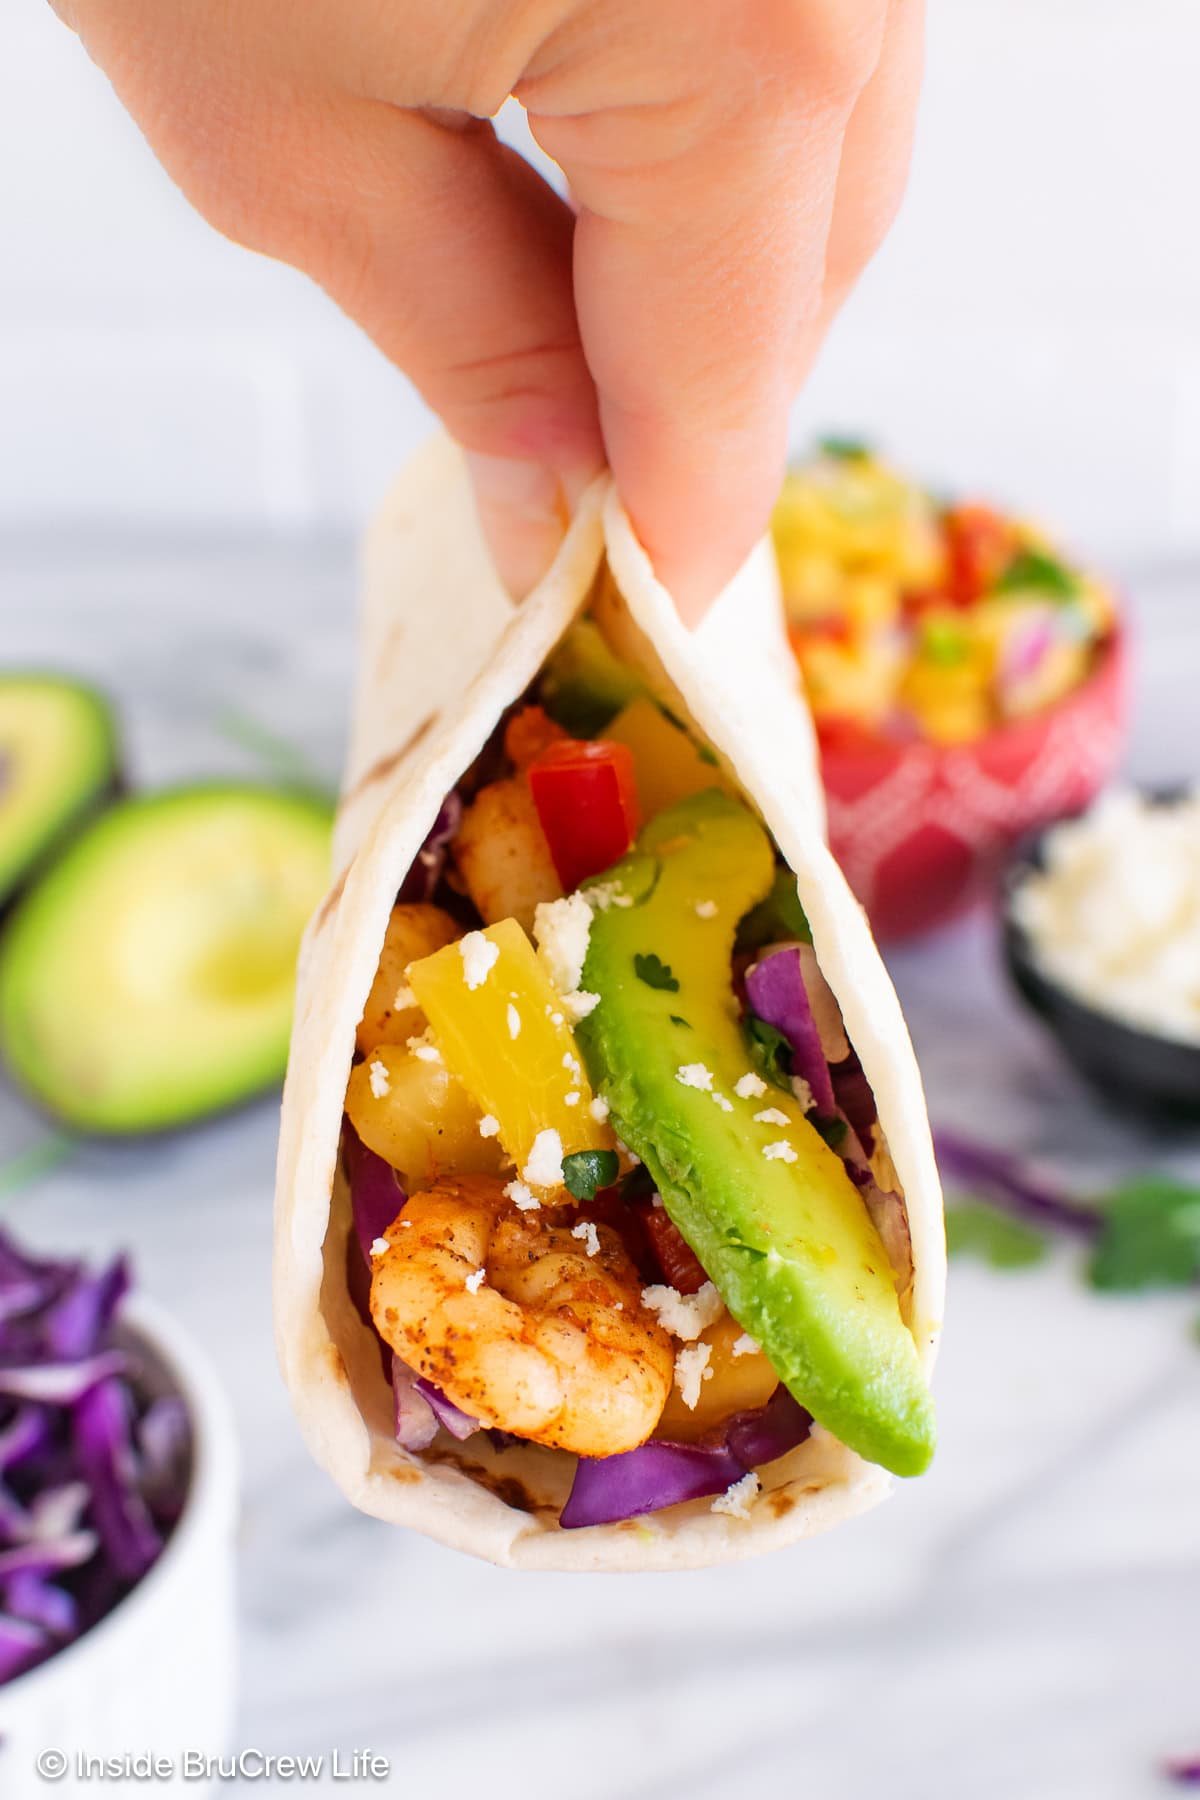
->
638 1201 709 1295
942 504 1019 607
527 738 641 892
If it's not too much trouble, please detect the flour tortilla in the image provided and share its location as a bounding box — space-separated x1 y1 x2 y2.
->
274 435 945 1571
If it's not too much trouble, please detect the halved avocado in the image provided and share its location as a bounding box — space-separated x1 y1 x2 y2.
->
0 783 332 1133
0 675 120 909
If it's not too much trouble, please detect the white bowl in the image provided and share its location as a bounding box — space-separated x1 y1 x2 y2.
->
0 1295 238 1797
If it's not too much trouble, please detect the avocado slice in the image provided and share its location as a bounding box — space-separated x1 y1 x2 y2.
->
0 675 120 909
0 783 332 1133
540 619 645 735
577 791 935 1477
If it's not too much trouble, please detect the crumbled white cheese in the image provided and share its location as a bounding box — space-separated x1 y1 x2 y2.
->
674 1342 713 1410
504 1179 539 1212
406 1029 443 1064
586 880 633 911
369 1236 390 1258
731 1333 760 1358
368 1059 390 1099
734 1072 768 1100
792 1075 815 1113
676 1063 713 1092
562 1052 581 1081
1012 787 1200 1045
754 1107 790 1127
533 892 594 997
589 1095 611 1123
506 1003 521 1040
650 1191 664 1209
711 1472 759 1519
523 1128 564 1190
711 1092 734 1113
694 900 719 919
571 1220 601 1258
564 1091 580 1107
459 930 500 991
763 1140 797 1163
464 1267 486 1294
392 982 416 1011
564 990 600 1020
478 1114 500 1139
641 1281 724 1341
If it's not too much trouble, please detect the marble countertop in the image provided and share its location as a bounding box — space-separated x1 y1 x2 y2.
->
1 534 1197 1798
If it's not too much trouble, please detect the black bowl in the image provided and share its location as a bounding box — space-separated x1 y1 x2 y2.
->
1001 794 1200 1124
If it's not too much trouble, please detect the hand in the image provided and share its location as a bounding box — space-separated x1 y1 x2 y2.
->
57 0 922 619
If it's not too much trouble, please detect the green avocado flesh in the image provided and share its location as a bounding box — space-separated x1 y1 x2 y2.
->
540 619 644 735
0 676 119 908
577 790 935 1477
0 784 332 1133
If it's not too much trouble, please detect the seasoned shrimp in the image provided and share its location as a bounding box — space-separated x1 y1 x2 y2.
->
369 1174 673 1456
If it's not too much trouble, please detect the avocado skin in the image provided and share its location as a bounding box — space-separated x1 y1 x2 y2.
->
578 791 935 1478
0 674 122 913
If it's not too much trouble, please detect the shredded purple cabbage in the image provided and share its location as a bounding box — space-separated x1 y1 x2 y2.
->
745 946 837 1115
934 1129 1100 1238
0 1229 191 1686
344 1127 406 1261
391 1358 439 1452
397 792 463 903
561 1387 811 1528
1165 1756 1200 1787
413 1378 479 1442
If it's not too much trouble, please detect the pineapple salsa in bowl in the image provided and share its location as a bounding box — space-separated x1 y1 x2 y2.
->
771 442 1127 938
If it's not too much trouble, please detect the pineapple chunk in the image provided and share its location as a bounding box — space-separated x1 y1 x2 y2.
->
655 1313 780 1442
605 697 731 822
407 918 611 1181
355 902 459 1057
345 1044 504 1189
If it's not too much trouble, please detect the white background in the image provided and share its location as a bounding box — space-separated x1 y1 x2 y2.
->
2 0 1199 558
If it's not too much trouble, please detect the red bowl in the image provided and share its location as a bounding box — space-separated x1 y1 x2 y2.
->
819 631 1129 942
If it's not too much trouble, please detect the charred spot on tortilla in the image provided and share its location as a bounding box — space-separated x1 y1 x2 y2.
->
345 714 437 803
314 863 350 932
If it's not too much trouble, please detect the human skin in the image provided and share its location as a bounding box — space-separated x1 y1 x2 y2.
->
53 0 923 618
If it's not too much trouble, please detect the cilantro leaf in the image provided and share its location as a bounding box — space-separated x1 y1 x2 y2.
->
946 1201 1049 1270
1088 1176 1200 1292
562 1149 620 1203
993 546 1079 600
634 953 679 992
737 867 812 954
744 1013 793 1092
668 1014 690 1029
920 618 970 667
818 435 871 462
812 1114 848 1150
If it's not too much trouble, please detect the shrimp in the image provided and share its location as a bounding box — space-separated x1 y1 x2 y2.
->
369 1174 673 1456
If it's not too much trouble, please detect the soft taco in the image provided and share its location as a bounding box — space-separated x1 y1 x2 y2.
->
274 436 945 1571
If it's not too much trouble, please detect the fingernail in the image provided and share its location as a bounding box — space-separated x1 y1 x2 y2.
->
466 453 573 600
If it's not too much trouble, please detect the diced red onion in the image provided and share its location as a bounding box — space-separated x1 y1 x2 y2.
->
561 1387 811 1529
0 1351 126 1405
